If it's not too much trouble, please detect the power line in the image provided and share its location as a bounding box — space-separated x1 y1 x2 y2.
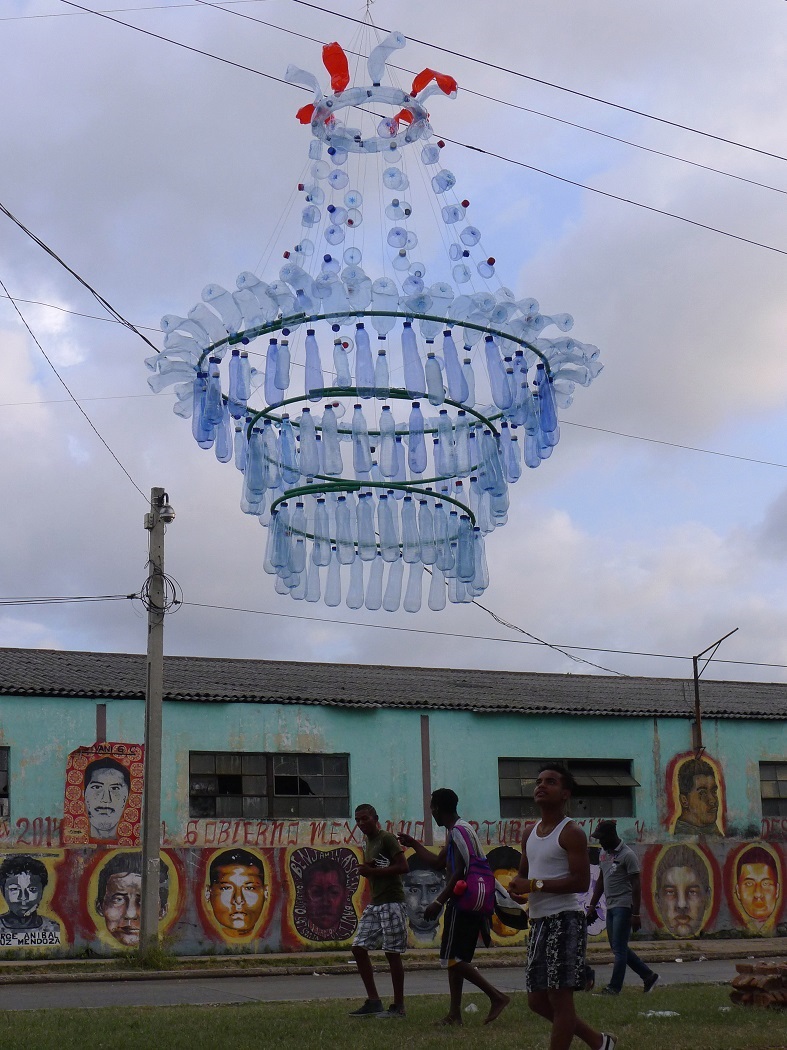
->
0 293 160 331
186 0 787 198
0 278 148 501
562 421 787 470
286 0 787 165
4 591 786 674
60 2 787 258
13 0 777 196
0 201 160 354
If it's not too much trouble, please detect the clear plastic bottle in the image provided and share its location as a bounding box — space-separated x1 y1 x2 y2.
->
263 421 281 489
305 329 323 402
462 356 476 408
290 503 307 574
433 503 454 572
480 430 506 498
401 321 425 395
279 415 300 484
356 492 377 561
442 330 469 403
234 423 247 473
375 346 390 400
418 499 437 565
383 555 404 612
264 339 279 406
535 364 558 434
325 550 342 607
407 402 427 474
305 558 321 602
455 411 471 476
313 499 332 565
377 494 399 562
354 323 375 398
228 349 246 418
365 552 384 610
191 372 214 449
378 405 398 478
484 336 513 411
437 410 457 476
298 407 320 478
351 404 373 474
333 338 352 387
214 403 233 463
457 515 475 583
425 352 445 406
204 357 224 427
321 404 343 475
429 565 447 610
404 560 423 613
335 496 355 564
401 496 420 563
347 557 364 609
275 339 291 393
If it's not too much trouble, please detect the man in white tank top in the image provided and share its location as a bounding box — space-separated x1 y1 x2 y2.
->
510 765 616 1050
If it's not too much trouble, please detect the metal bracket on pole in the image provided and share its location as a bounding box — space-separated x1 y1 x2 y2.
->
691 627 739 755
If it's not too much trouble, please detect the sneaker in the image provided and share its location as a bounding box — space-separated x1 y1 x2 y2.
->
349 999 384 1017
644 972 660 993
600 987 619 996
377 1004 406 1020
600 1036 617 1050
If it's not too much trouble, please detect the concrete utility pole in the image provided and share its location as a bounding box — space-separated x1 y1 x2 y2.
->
140 487 175 949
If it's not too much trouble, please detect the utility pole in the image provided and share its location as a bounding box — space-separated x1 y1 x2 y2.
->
692 627 738 754
140 487 175 949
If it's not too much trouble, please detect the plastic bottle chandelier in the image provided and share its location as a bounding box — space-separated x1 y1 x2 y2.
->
147 32 603 613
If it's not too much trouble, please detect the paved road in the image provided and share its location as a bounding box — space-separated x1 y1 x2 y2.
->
0 957 755 1012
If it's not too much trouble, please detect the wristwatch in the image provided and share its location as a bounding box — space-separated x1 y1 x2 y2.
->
534 879 545 891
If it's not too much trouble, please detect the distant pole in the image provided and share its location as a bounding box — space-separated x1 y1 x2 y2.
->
140 487 175 949
691 627 739 754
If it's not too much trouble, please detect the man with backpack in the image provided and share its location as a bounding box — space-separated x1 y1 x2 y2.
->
399 788 510 1026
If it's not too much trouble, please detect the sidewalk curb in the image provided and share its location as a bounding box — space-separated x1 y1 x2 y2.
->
0 942 784 986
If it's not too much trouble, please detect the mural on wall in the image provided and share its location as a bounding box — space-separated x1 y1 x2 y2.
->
62 743 144 846
648 843 718 938
0 852 63 947
87 849 179 949
486 845 525 943
667 751 725 837
287 846 360 943
727 842 783 932
199 847 271 943
402 853 445 944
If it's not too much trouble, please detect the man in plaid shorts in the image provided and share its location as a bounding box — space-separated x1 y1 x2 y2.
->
349 804 409 1018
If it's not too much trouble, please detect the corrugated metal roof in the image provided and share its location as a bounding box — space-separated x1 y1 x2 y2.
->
0 647 785 719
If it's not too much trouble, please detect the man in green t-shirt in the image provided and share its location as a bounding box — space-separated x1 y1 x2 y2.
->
349 804 409 1019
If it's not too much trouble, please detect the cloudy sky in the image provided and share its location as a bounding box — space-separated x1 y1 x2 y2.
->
1 0 785 684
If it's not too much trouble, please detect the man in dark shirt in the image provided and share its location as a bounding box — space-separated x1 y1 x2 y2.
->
349 804 409 1019
587 821 659 995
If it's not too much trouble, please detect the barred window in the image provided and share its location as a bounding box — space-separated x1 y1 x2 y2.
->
760 762 787 817
189 752 349 819
0 747 7 821
499 758 639 819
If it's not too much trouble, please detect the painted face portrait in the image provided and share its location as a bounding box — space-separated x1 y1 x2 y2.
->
304 866 347 930
84 760 130 841
673 757 722 836
289 847 359 943
486 846 524 939
402 865 445 939
655 846 711 938
95 853 168 948
734 847 780 926
0 855 61 947
206 849 267 938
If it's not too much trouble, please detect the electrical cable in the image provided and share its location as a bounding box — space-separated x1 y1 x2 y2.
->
286 0 787 164
55 2 787 258
0 293 160 330
3 591 786 674
0 276 149 501
137 569 182 613
0 201 160 354
183 0 787 198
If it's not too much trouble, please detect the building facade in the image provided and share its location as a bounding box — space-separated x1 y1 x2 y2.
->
0 647 785 954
